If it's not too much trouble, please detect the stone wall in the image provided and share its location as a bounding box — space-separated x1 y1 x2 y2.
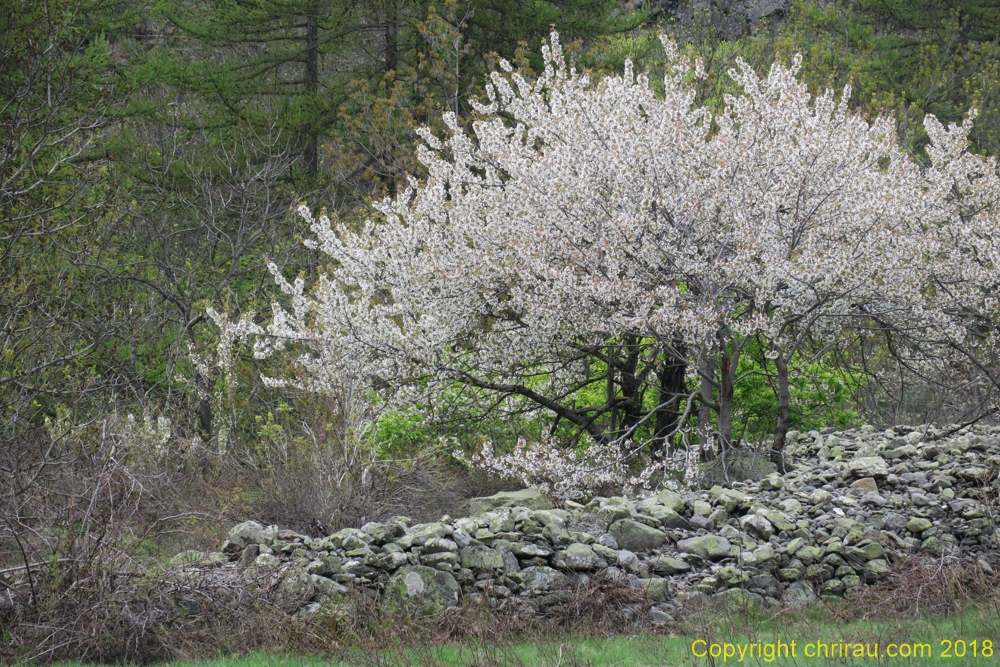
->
174 423 1000 622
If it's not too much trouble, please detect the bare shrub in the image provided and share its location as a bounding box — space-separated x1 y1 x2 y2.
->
838 555 998 620
332 578 652 667
537 575 650 635
0 411 332 664
5 565 333 664
248 446 517 535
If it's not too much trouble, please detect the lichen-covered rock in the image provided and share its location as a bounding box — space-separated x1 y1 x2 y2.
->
518 566 567 594
851 477 879 494
760 474 783 491
276 571 316 612
504 542 549 559
781 581 818 608
382 566 460 615
636 500 690 530
740 515 774 540
763 510 796 533
609 519 667 551
633 576 670 601
423 537 458 554
222 521 277 553
848 456 889 478
717 565 750 587
653 556 691 575
655 490 686 514
710 486 748 512
677 535 732 561
409 522 449 546
460 544 504 572
555 543 601 570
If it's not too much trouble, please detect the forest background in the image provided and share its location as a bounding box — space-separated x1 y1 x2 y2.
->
4 0 1000 551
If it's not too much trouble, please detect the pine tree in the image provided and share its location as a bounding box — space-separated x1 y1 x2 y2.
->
156 0 366 181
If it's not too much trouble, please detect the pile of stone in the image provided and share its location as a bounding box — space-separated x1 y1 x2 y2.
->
172 423 1000 621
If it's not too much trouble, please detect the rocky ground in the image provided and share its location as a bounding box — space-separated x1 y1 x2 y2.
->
169 422 1000 624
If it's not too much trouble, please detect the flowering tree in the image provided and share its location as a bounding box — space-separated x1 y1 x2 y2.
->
233 33 992 495
865 111 1000 407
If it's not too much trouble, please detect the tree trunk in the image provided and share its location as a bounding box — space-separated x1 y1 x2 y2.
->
618 336 644 439
304 2 319 176
606 343 617 439
698 356 714 461
385 0 398 76
718 348 734 450
382 0 399 195
186 318 213 440
771 354 790 471
196 378 212 441
717 337 747 453
653 343 686 458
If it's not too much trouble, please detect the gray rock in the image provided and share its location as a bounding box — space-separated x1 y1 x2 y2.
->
640 503 691 530
512 542 554 558
653 556 692 575
677 535 732 561
632 576 670 601
423 552 459 567
851 477 878 494
253 553 281 567
740 515 774 540
749 573 782 598
760 474 784 491
810 489 833 506
864 559 891 576
502 551 520 574
460 544 504 571
382 566 461 614
423 537 458 554
883 445 918 459
752 544 776 564
276 571 315 612
197 422 1000 623
294 602 322 619
707 509 729 530
409 522 449 546
848 457 889 478
222 521 277 553
655 490 686 514
170 550 226 567
556 543 601 570
781 581 818 608
906 517 933 533
608 519 667 551
518 566 568 594
764 510 796 533
709 486 748 512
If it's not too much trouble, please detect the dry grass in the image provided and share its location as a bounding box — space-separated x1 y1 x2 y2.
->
837 554 1000 620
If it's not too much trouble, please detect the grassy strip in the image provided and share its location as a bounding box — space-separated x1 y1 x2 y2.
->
52 602 1000 666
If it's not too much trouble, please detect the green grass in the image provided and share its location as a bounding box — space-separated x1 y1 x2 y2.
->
51 602 1000 666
